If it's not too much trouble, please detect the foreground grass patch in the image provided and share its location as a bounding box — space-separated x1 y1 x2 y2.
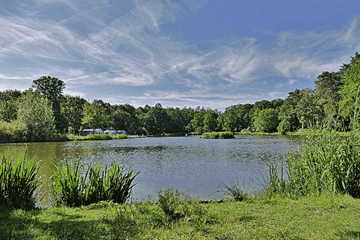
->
1 194 360 239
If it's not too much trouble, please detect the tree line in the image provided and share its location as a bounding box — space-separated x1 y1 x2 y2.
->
1 52 360 141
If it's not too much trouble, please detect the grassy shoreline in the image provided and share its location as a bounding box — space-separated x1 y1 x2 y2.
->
1 193 359 239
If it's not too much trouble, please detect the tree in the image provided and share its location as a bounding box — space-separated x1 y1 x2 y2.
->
17 92 55 141
315 71 342 123
295 88 324 129
253 108 279 132
61 95 86 134
32 76 66 132
111 109 132 131
278 89 302 132
82 101 108 129
340 54 360 128
143 104 171 135
203 110 219 132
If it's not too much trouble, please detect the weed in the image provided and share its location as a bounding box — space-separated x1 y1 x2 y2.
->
158 187 184 221
0 149 42 210
50 159 140 207
220 177 250 201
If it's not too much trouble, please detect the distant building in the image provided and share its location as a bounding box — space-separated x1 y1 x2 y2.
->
81 128 103 136
115 130 127 135
104 130 116 135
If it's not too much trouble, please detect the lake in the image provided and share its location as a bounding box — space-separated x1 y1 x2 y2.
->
0 135 302 206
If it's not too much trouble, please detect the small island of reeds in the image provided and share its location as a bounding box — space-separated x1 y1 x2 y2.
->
201 131 235 139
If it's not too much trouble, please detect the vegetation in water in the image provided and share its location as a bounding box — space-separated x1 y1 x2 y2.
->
50 159 139 207
67 133 127 141
201 131 234 139
0 149 42 210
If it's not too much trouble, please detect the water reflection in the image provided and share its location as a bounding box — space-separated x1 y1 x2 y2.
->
0 135 302 206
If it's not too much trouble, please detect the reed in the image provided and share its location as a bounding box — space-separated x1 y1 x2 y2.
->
265 128 360 198
0 149 42 210
201 131 234 139
50 159 140 207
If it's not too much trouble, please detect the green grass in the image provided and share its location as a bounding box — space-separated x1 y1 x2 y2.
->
68 134 128 141
201 131 235 139
0 193 359 239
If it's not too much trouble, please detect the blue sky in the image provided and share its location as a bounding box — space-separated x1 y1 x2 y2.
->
1 0 360 110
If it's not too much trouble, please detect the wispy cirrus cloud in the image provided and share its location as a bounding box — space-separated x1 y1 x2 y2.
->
0 1 360 110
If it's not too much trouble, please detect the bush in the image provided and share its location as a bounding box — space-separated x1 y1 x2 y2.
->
201 132 234 139
50 159 140 207
220 177 250 201
267 129 360 198
0 149 42 210
0 121 26 142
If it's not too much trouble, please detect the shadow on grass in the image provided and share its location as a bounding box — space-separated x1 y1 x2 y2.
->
237 215 257 222
338 230 360 239
0 207 41 240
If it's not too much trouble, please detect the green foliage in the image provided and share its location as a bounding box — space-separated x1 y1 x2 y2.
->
220 177 249 201
82 101 108 129
295 88 324 129
253 108 279 132
17 92 56 142
158 187 208 226
50 159 139 207
0 149 42 210
32 76 67 132
201 131 234 139
158 187 184 221
340 53 360 127
266 129 360 199
61 95 85 134
0 120 26 142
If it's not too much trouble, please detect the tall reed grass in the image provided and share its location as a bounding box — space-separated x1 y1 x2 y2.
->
201 132 234 139
266 129 360 198
0 149 42 210
50 159 140 207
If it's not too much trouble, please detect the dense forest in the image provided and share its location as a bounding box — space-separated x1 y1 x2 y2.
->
1 52 360 142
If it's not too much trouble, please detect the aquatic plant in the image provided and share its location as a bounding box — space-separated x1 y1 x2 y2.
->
201 131 234 139
50 159 139 207
0 149 42 210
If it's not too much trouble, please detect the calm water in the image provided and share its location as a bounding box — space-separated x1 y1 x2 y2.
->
0 135 302 206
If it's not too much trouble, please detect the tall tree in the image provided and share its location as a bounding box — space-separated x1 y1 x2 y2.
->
339 53 360 128
295 88 324 129
32 76 66 132
81 101 108 129
61 95 86 134
17 92 55 141
253 108 279 132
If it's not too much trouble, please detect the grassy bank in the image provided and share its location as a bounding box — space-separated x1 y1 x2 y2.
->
1 193 359 239
67 134 128 141
201 131 234 139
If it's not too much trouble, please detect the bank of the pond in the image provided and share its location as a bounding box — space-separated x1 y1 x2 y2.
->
67 134 128 141
1 193 359 239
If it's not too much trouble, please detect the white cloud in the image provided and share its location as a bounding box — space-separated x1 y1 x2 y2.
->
1 1 360 110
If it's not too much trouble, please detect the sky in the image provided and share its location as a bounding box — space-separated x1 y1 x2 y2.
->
1 0 360 111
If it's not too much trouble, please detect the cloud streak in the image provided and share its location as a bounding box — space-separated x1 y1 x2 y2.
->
0 1 360 110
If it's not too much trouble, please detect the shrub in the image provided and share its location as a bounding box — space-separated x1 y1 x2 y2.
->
220 177 250 201
0 149 42 210
201 132 234 139
266 129 360 198
50 159 140 207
